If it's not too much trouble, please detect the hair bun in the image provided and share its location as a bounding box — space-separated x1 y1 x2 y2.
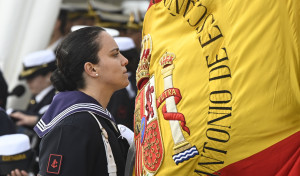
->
50 69 77 91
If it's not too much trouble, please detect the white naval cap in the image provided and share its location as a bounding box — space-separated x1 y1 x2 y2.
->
91 1 122 13
0 134 30 156
121 0 149 23
19 50 56 80
114 37 136 51
22 50 55 68
0 134 35 175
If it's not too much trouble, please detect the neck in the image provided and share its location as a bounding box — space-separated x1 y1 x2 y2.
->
79 85 113 109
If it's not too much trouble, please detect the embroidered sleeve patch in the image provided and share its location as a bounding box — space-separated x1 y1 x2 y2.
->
47 154 62 174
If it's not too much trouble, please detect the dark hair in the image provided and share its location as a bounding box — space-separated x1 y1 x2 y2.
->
51 26 105 92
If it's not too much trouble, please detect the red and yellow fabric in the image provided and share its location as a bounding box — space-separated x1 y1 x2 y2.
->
134 0 300 175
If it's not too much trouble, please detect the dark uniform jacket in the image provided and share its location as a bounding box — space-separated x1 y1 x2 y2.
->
0 70 8 109
26 87 56 117
34 91 129 176
21 87 56 157
0 107 15 136
20 86 56 175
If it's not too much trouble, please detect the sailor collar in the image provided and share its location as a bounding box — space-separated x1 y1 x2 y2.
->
34 91 114 138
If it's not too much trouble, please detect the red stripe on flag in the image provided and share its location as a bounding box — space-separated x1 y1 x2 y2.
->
147 0 162 10
215 131 300 176
135 138 142 176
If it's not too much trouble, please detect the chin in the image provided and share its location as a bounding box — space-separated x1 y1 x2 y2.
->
124 80 130 88
115 81 129 91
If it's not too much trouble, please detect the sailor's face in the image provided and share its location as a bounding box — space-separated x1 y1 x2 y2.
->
26 74 51 95
95 32 129 91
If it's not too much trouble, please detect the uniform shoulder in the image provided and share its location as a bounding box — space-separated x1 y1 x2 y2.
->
56 111 99 132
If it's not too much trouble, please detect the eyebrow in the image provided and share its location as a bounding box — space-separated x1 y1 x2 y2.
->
110 48 119 53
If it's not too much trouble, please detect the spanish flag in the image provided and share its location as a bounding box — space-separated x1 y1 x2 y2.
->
134 0 300 176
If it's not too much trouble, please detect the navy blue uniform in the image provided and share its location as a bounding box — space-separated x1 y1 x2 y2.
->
38 112 129 176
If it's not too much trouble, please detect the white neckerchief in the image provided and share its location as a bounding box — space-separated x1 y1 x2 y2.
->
35 85 54 103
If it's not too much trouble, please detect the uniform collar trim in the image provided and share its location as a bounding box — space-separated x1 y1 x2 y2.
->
34 91 114 138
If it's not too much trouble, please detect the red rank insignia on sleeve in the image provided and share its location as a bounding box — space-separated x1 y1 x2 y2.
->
47 154 62 174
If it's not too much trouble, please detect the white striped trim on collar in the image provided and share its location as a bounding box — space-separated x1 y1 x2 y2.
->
36 103 111 133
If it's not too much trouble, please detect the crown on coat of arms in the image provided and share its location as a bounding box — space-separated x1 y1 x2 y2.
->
160 52 175 68
136 34 152 89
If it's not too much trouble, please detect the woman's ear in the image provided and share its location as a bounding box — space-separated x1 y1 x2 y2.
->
83 62 98 78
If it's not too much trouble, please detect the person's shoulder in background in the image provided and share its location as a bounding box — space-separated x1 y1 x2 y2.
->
0 70 8 109
0 108 15 136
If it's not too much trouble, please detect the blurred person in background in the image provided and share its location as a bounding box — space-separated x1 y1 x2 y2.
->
123 13 143 52
0 107 15 137
0 70 8 110
0 70 15 136
9 50 56 132
1 134 35 176
47 9 69 51
61 2 97 35
88 1 144 53
9 49 56 175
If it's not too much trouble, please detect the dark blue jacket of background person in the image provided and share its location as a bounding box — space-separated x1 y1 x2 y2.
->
0 107 15 136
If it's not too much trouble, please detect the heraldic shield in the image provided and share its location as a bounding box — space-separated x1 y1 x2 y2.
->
134 76 164 176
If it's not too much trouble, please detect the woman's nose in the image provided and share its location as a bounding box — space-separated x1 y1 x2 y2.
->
122 55 128 66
